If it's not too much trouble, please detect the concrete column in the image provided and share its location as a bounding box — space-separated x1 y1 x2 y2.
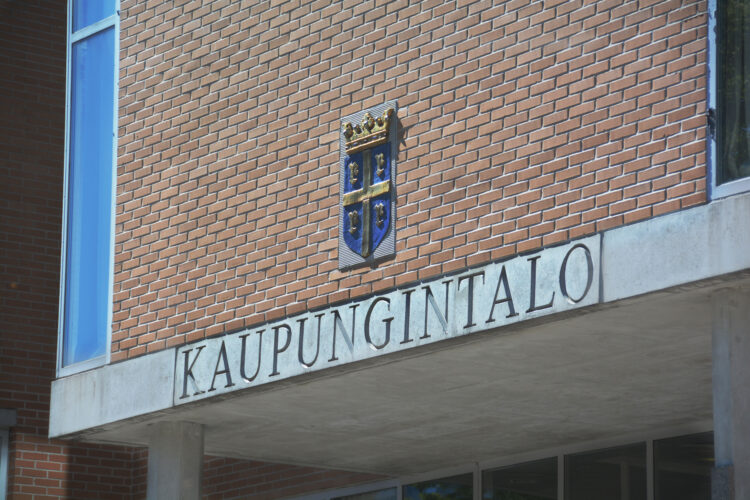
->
712 289 750 500
147 421 204 500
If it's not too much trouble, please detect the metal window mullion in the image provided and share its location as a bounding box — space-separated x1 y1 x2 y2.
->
647 439 654 500
70 14 117 43
57 0 74 376
105 0 120 368
472 462 480 500
708 0 718 198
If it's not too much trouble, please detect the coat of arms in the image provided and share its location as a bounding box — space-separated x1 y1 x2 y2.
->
339 102 397 268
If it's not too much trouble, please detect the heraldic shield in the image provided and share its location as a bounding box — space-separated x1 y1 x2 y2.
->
339 102 397 268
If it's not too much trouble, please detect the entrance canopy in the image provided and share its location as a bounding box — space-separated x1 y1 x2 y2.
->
50 195 750 475
58 283 721 475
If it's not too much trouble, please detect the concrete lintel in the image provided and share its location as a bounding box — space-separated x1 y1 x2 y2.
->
49 348 175 438
48 191 750 442
603 192 750 302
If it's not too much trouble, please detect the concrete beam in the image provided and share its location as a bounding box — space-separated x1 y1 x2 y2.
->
49 348 174 438
603 193 750 302
47 190 750 474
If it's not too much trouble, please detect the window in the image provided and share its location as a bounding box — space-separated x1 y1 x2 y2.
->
403 473 473 500
332 488 397 500
59 0 118 374
292 433 712 500
0 428 8 500
565 444 647 500
288 481 399 500
712 0 750 197
654 433 713 500
483 457 557 500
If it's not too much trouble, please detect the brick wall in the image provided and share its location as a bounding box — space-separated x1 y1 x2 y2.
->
114 0 709 360
2 0 710 496
0 0 374 494
0 0 67 495
0 3 381 498
0 2 150 498
0 0 509 498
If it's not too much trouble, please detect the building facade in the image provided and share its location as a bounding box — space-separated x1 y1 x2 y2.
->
3 0 750 498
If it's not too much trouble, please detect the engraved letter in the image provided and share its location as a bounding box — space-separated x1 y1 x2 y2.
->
559 243 594 304
180 346 206 399
270 324 292 377
422 280 452 339
365 297 393 350
458 271 485 328
329 304 359 362
208 341 235 392
487 265 519 323
298 314 324 368
401 289 415 344
239 330 263 383
527 255 555 313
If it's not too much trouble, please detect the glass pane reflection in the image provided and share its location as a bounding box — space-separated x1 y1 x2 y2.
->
565 443 647 500
63 27 116 367
654 432 713 500
73 0 117 31
482 457 557 500
334 487 397 500
403 473 473 500
717 0 750 183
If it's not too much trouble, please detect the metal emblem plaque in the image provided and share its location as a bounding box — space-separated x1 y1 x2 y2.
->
339 101 397 268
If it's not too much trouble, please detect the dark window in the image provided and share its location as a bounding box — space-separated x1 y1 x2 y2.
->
717 0 750 184
403 473 473 500
482 457 557 500
654 432 713 500
333 487 397 500
565 443 647 500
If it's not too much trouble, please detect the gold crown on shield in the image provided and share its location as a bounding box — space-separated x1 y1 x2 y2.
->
342 108 394 155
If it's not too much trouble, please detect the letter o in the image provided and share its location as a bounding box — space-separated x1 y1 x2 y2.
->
559 243 594 304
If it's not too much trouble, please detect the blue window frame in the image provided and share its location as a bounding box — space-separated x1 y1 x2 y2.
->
58 0 118 374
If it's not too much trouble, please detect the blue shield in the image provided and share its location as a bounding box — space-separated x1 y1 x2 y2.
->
342 143 391 258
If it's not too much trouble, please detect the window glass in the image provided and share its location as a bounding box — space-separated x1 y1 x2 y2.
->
565 444 646 500
482 457 557 500
0 429 8 500
333 487 397 500
63 27 115 367
654 432 713 500
403 473 473 500
717 0 750 184
72 0 116 31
